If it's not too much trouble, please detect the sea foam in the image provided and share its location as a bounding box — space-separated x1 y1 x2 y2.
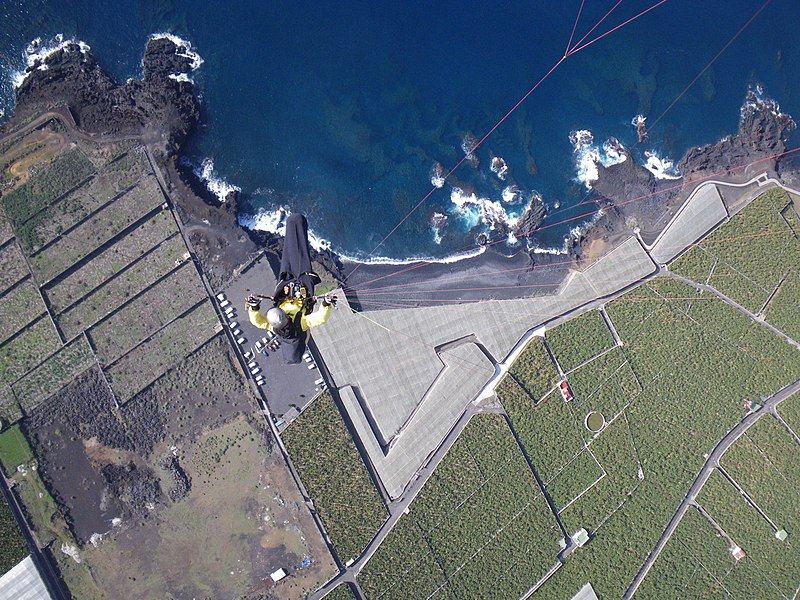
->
193 158 242 204
569 130 627 190
237 206 331 252
643 151 681 180
12 35 92 89
149 33 204 71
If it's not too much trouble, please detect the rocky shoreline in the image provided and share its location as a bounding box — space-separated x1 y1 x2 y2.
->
5 38 798 301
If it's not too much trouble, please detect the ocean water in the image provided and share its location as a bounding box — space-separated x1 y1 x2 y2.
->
1 0 799 262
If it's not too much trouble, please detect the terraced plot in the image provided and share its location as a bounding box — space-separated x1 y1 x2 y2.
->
0 498 27 578
637 507 780 599
0 280 46 344
763 270 800 341
106 300 220 402
0 383 22 425
1 147 95 227
507 336 559 402
17 148 151 253
57 234 188 339
0 316 61 383
88 262 206 364
500 384 584 484
44 210 178 313
11 335 94 414
671 188 800 313
282 391 387 563
0 241 28 291
697 470 800 599
359 414 561 599
29 176 164 283
546 309 615 372
777 393 800 436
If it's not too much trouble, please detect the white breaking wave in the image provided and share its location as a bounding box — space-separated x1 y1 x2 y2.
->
149 33 204 71
237 206 331 252
502 186 520 203
430 162 445 188
569 130 627 190
490 156 509 180
643 151 681 180
194 158 242 203
430 212 448 245
168 73 192 83
12 35 91 89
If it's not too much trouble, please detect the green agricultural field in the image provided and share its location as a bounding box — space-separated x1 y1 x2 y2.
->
1 147 95 227
29 176 165 283
545 449 604 512
57 235 188 339
508 336 559 402
637 507 780 599
558 415 641 535
283 391 387 564
565 347 641 427
777 393 800 437
720 416 800 536
0 242 28 292
0 497 27 578
697 470 800 598
529 274 800 598
0 212 13 246
0 280 46 344
0 317 62 383
500 382 585 484
11 335 94 414
0 384 22 425
44 210 178 313
17 148 152 253
106 300 220 403
10 464 67 548
764 270 800 341
671 188 800 313
359 414 561 599
546 310 615 372
325 583 357 600
89 262 206 364
0 424 34 475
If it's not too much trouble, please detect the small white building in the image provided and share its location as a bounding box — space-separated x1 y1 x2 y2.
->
270 568 287 583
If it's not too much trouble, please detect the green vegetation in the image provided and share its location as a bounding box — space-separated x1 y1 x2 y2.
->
507 336 559 402
671 188 800 313
764 271 800 341
89 262 206 364
546 309 615 371
106 300 220 403
500 384 584 484
720 416 800 537
0 384 22 425
0 497 27 577
10 465 66 547
29 177 165 282
1 148 95 227
777 393 800 437
697 470 800 598
0 425 34 475
0 280 46 344
11 336 94 414
0 316 61 383
283 392 387 563
637 507 780 599
545 449 603 511
565 347 641 428
0 242 28 291
17 148 151 253
531 273 799 597
58 235 188 338
360 414 561 599
44 210 177 313
558 415 641 535
325 583 357 600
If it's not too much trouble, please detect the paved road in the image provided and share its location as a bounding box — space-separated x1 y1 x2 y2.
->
624 378 800 599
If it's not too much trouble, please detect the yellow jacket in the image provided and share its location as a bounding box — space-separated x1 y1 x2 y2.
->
247 298 332 333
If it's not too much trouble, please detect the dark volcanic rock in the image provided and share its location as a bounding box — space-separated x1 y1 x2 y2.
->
159 455 192 502
14 38 199 149
679 89 796 178
511 194 547 239
593 151 656 208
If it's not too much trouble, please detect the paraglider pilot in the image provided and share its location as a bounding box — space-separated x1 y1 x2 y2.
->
246 214 336 364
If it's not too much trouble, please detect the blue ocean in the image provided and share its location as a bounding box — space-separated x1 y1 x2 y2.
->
1 0 798 261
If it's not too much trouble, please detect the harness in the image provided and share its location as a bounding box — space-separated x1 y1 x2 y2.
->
273 272 318 315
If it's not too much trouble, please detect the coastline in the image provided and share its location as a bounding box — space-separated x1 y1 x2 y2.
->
4 37 797 306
